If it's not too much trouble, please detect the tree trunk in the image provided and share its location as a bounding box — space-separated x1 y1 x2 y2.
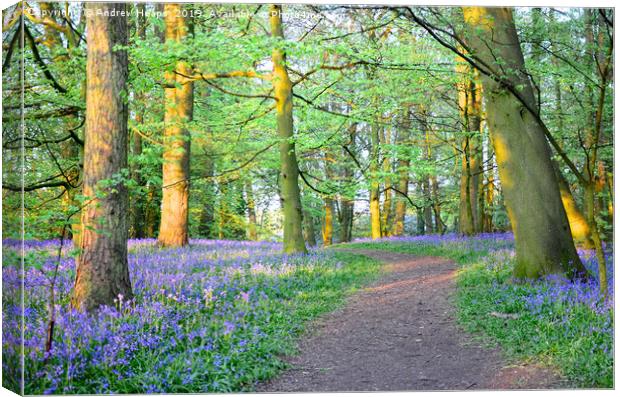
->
158 4 193 247
462 7 585 278
338 122 356 242
245 179 258 240
380 127 393 237
555 165 594 248
431 175 443 234
392 119 410 236
198 155 215 238
72 2 132 311
129 3 146 239
369 122 382 239
303 210 317 247
416 206 425 235
423 180 434 233
270 4 307 253
322 198 334 246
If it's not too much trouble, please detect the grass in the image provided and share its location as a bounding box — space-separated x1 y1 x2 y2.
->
345 235 613 388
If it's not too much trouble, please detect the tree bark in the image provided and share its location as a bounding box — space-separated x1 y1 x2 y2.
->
158 4 193 247
338 123 356 243
380 127 393 237
270 4 307 253
198 155 215 238
303 210 317 247
392 113 411 236
369 122 382 239
72 2 132 312
462 7 585 278
245 179 258 240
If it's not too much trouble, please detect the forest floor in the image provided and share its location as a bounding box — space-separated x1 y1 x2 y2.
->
257 249 567 392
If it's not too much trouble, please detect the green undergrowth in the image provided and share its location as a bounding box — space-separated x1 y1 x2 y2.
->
342 239 613 388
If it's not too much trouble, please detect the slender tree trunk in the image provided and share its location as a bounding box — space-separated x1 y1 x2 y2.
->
392 115 410 236
198 155 215 238
338 121 356 242
322 198 334 246
303 210 317 247
380 127 393 237
422 178 434 232
369 122 382 239
462 7 585 278
144 185 159 238
431 175 443 234
72 2 132 311
129 3 146 239
245 179 258 240
270 4 306 253
416 206 425 235
158 4 193 247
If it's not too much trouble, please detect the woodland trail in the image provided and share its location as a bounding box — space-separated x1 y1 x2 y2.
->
257 249 566 392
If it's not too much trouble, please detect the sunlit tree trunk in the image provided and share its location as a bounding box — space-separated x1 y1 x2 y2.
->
158 4 193 247
582 9 612 294
456 57 480 235
270 4 306 253
322 198 334 246
369 122 382 239
72 2 132 311
462 7 585 278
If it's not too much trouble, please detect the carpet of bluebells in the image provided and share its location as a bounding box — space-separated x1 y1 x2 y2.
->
349 233 614 387
2 239 379 394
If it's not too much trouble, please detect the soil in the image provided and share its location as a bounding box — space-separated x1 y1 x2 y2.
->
256 249 567 392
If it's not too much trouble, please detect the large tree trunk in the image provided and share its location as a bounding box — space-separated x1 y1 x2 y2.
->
462 7 585 278
72 2 132 312
158 4 193 247
270 4 307 253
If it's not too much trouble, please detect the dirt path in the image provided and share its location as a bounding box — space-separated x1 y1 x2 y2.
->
257 249 565 392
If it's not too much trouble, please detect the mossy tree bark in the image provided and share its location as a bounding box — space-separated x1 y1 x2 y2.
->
158 4 193 247
270 4 307 253
72 2 132 312
462 7 585 279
